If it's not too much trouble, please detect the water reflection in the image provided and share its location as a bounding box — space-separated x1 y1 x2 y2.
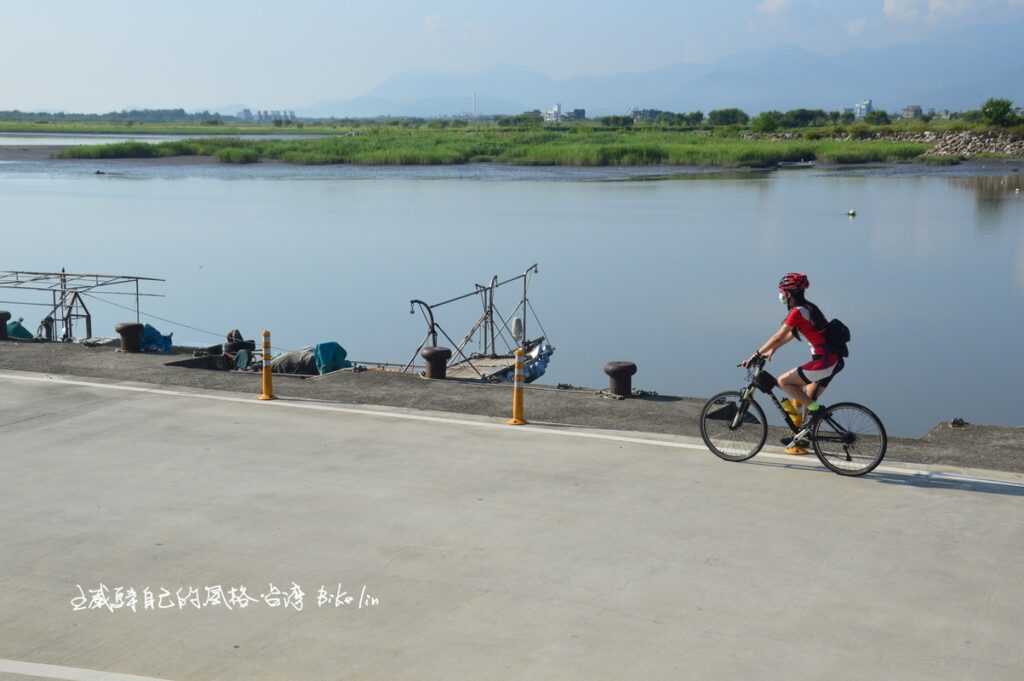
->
948 175 1024 232
1 167 1021 436
949 174 1024 201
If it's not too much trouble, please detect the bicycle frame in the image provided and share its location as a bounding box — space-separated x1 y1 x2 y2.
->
739 361 855 446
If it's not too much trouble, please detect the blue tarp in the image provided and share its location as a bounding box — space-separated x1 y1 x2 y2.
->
140 323 173 354
313 341 352 375
5 320 34 340
522 341 554 383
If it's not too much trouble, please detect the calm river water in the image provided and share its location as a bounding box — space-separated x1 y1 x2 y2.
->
1 154 1022 436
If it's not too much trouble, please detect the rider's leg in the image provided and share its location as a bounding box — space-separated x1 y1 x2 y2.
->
778 369 810 407
778 369 814 454
792 356 843 416
804 381 827 403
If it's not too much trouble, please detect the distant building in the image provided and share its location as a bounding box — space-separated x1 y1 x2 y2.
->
237 108 254 122
854 99 873 119
543 104 584 122
632 109 660 123
543 104 562 122
902 105 923 120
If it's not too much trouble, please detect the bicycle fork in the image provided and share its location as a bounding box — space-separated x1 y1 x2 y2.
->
730 387 757 430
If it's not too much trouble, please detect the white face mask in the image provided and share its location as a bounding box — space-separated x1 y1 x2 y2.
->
779 292 787 305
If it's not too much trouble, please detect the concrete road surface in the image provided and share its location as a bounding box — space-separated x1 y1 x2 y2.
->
1 371 1022 681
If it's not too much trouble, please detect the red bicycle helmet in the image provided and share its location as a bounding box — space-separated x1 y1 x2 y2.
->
778 272 810 292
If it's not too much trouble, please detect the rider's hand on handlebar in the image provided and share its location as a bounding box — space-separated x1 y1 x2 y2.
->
740 349 774 368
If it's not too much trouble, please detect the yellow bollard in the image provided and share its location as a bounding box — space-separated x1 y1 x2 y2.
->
507 347 527 425
258 329 276 401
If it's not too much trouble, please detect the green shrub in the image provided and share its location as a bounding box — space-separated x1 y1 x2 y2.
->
751 111 783 133
216 147 259 164
708 108 749 126
59 142 161 159
848 124 873 140
981 98 1016 127
864 111 891 125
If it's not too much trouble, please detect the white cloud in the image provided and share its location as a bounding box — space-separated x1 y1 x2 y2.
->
883 0 923 21
756 0 791 13
927 0 976 19
883 0 989 21
423 15 442 34
847 17 868 35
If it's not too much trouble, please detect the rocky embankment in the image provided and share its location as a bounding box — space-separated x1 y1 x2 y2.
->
752 129 1024 159
896 130 1024 158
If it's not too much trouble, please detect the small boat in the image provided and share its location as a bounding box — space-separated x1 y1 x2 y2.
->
445 337 555 383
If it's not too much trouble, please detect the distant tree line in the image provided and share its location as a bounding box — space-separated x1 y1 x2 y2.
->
4 97 1018 131
0 108 227 124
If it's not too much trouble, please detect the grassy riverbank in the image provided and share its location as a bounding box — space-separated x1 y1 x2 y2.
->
56 128 929 167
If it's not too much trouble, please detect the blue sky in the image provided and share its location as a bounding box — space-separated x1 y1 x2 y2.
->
3 0 1023 111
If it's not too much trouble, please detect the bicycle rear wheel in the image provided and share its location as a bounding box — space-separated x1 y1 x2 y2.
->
811 402 887 476
700 391 767 462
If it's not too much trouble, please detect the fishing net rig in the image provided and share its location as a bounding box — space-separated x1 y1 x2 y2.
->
403 264 553 379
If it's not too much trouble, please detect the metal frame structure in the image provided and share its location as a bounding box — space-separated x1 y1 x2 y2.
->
404 264 543 378
0 269 164 341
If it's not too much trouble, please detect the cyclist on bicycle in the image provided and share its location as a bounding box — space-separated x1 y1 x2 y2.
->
741 272 844 454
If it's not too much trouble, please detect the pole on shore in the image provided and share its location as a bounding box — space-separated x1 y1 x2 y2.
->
258 329 276 401
507 346 527 425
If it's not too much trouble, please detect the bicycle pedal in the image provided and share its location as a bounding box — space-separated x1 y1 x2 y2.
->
784 446 810 456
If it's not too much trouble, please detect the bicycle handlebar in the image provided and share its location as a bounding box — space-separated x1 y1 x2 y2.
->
737 353 767 369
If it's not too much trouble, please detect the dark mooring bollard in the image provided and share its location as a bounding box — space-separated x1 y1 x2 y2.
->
420 346 452 379
604 361 638 398
0 311 10 341
115 322 144 353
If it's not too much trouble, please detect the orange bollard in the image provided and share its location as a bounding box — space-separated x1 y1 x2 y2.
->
258 329 276 401
507 347 527 425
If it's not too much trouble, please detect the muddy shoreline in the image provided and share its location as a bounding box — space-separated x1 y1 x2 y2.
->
3 143 1024 174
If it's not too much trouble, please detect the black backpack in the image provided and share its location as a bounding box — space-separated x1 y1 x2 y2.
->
824 318 851 357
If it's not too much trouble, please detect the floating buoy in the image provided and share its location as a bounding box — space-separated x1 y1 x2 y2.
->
847 209 857 217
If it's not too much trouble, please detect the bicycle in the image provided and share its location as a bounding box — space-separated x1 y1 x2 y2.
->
699 354 887 476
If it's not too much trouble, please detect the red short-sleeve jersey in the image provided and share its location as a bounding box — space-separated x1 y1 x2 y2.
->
784 306 828 355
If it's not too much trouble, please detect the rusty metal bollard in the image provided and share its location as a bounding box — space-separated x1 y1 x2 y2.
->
420 346 452 379
114 322 144 353
0 311 10 340
604 361 638 398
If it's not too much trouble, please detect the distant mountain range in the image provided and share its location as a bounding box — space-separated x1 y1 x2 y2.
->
298 20 1024 118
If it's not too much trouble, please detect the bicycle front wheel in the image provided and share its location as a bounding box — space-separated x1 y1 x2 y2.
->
700 390 768 462
811 402 887 476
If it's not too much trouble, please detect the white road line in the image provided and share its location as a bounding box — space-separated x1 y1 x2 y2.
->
0 371 709 451
0 658 173 681
1 371 1021 489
